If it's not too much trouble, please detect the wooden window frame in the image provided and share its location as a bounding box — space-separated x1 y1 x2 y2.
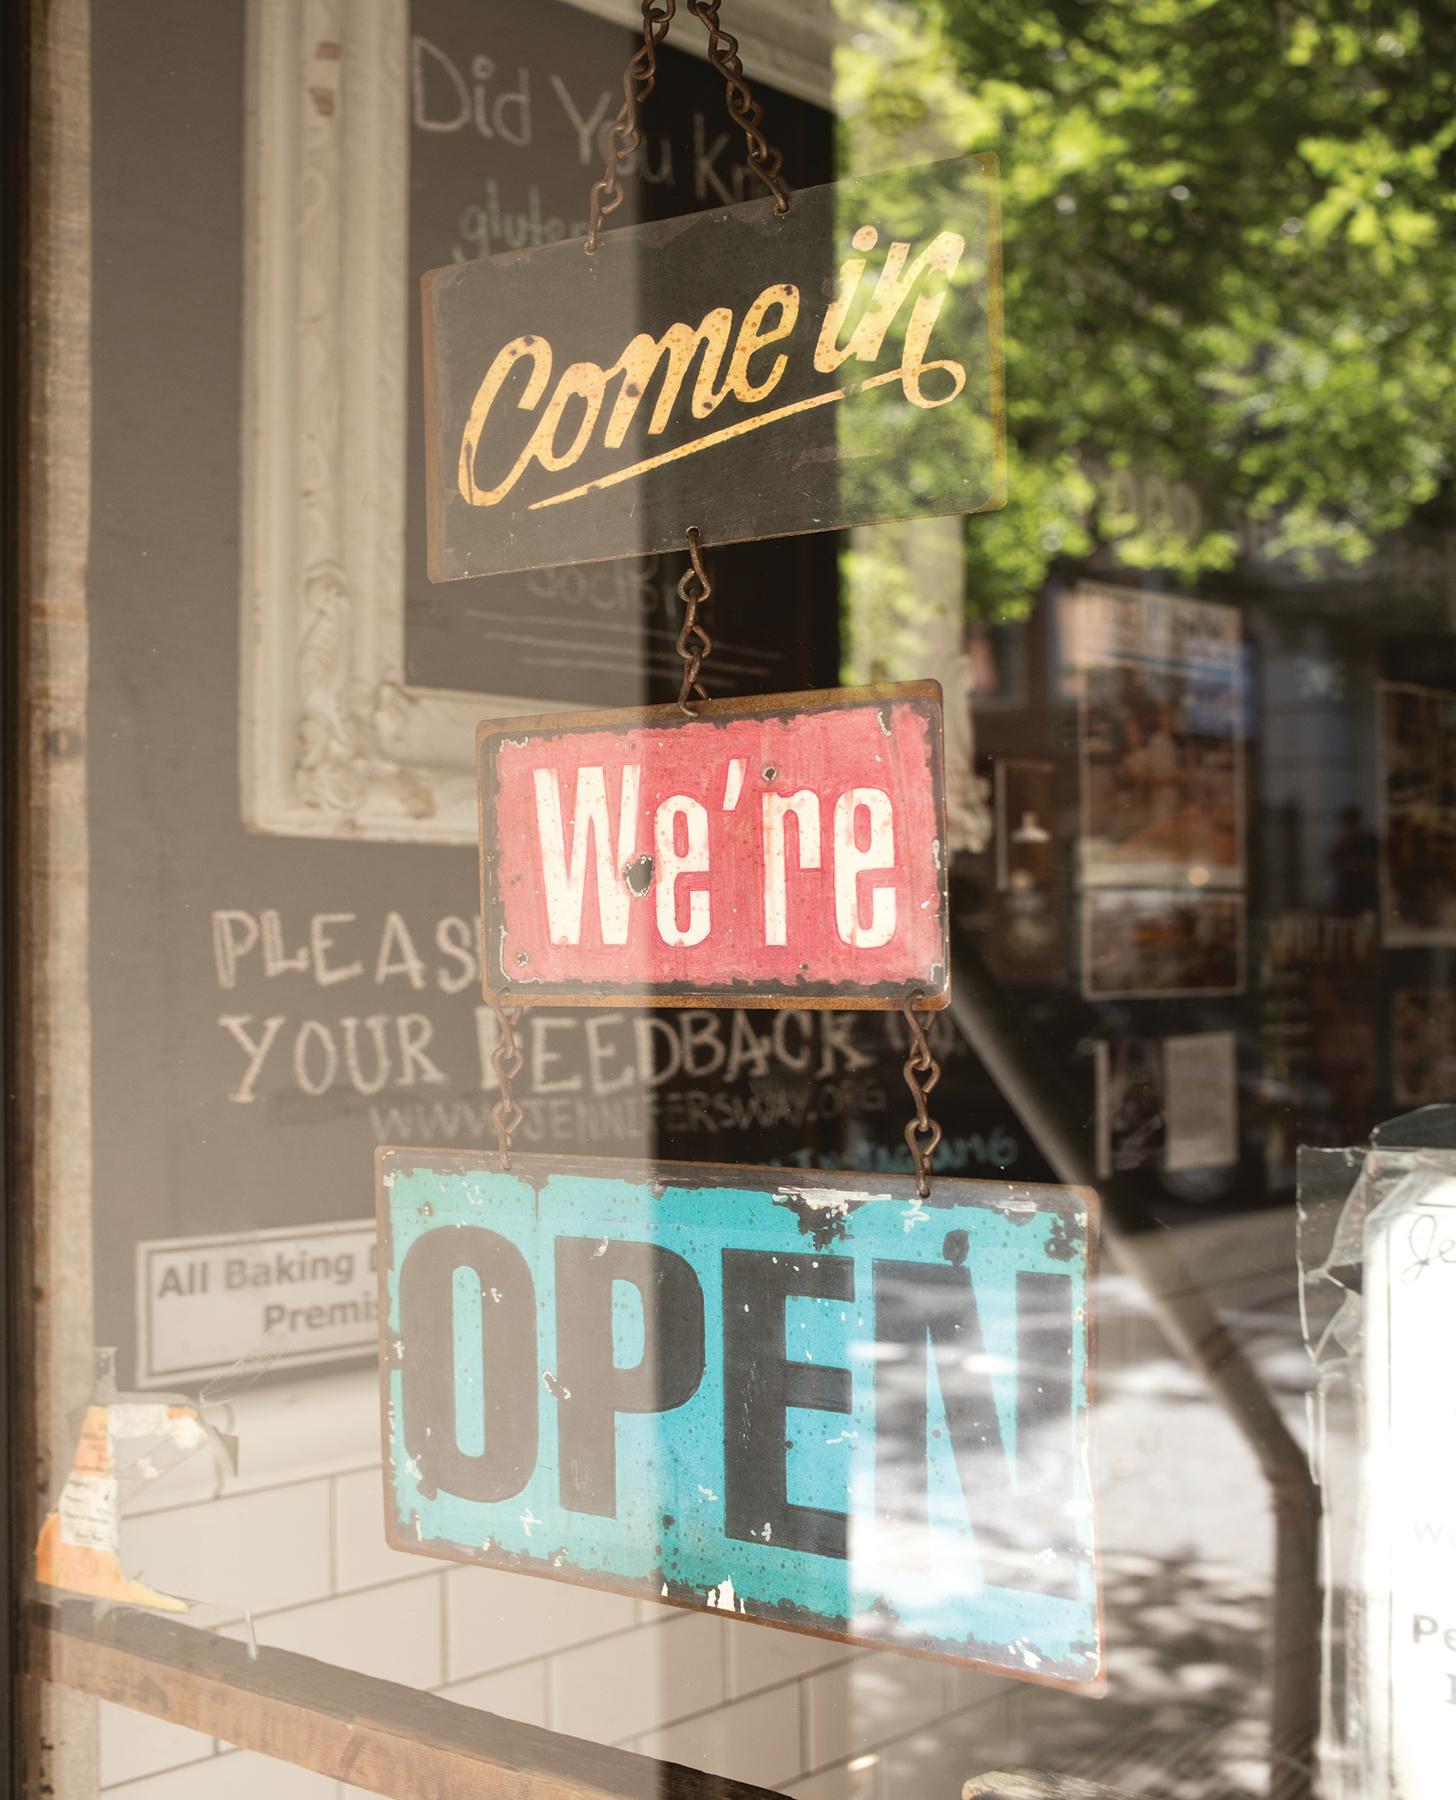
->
38 1601 791 1800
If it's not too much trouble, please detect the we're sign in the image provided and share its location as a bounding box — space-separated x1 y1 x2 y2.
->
477 683 948 1008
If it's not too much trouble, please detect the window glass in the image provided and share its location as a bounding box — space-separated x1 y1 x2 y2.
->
21 4 1453 1799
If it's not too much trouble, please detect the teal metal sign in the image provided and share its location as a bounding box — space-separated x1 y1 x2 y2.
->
377 1151 1099 1687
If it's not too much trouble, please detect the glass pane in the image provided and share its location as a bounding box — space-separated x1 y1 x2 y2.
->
20 2 1450 1798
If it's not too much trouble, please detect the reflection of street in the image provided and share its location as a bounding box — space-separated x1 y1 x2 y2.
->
838 1211 1310 1800
1084 888 1243 998
1017 1554 1272 1797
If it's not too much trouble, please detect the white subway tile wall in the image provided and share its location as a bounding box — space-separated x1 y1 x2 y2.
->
437 1658 550 1729
97 1703 216 1791
444 1560 637 1677
633 1682 804 1790
98 1368 1020 1799
550 1610 728 1745
233 1571 445 1690
804 1653 950 1771
100 1745 339 1798
123 1480 334 1616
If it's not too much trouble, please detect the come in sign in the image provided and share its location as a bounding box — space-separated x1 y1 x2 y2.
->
424 156 1004 579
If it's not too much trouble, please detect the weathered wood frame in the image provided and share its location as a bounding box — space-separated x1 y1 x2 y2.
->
18 0 101 1788
241 0 501 844
37 1600 791 1800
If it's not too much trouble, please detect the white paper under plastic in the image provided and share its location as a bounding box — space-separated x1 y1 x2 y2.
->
1359 1167 1456 1796
57 1471 119 1554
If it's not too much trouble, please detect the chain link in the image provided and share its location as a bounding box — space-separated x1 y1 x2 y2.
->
685 1 789 214
675 527 714 716
901 993 943 1199
586 1 676 253
489 996 530 1167
585 0 788 254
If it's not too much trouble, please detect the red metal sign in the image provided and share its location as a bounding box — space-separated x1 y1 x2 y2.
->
477 683 948 1008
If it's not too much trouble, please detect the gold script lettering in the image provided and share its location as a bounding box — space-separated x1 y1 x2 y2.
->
721 283 799 406
479 360 614 506
814 230 967 408
603 310 734 447
813 254 870 375
455 230 966 511
458 335 552 505
460 285 802 506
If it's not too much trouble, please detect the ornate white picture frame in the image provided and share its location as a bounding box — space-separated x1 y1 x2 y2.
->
243 0 487 842
239 0 834 843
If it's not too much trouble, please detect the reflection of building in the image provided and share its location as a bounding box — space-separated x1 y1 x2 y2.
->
1253 618 1371 913
1329 804 1379 916
1061 584 1247 1000
1391 988 1456 1105
1380 682 1456 942
1259 911 1378 1188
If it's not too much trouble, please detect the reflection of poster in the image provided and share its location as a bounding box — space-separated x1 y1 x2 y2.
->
1094 1031 1238 1182
1064 582 1243 890
1162 1031 1238 1172
1380 682 1456 945
992 759 1059 978
1093 1039 1162 1178
1392 989 1456 1104
1083 889 1244 999
1258 912 1378 1189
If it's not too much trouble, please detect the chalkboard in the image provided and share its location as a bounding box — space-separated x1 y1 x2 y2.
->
86 1 1050 1392
404 0 841 707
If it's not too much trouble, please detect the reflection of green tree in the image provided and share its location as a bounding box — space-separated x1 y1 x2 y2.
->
831 159 1000 522
838 0 1456 619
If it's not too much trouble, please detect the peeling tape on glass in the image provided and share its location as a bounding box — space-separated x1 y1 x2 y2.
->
378 1150 1101 1686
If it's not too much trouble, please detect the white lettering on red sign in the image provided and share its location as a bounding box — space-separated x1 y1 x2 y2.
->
482 692 947 1003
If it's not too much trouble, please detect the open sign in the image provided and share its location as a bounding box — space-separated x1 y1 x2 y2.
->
477 683 948 1008
377 1150 1100 1686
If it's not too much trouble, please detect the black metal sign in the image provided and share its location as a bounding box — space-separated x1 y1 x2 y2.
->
423 155 1003 578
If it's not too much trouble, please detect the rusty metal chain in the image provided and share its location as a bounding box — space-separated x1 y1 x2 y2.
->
901 993 943 1199
586 0 788 253
489 996 529 1166
675 528 713 716
586 0 676 253
685 1 789 214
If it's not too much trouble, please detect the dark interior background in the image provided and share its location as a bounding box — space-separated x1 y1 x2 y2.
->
87 1 1044 1385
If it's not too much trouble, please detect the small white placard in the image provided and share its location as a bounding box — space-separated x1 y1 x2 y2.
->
135 1220 378 1387
1362 1171 1456 1796
1162 1030 1238 1171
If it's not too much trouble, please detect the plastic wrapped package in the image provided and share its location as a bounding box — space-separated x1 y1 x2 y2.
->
1298 1141 1456 1799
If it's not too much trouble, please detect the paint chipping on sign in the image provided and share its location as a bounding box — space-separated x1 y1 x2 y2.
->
478 686 948 1009
707 1576 742 1612
377 1149 1100 1686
